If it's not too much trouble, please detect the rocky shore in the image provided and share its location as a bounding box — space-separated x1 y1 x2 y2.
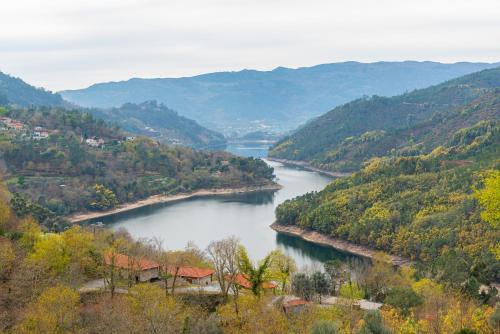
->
270 223 413 267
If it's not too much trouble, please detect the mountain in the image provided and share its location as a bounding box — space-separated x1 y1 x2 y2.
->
60 61 500 135
88 101 226 149
269 67 500 171
0 71 66 107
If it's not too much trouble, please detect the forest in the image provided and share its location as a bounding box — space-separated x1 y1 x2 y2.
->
275 119 500 294
0 106 275 230
1 177 499 333
269 67 500 172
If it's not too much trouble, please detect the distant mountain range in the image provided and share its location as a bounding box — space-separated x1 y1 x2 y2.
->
0 72 226 149
269 67 500 171
0 72 67 107
88 101 226 149
60 61 500 135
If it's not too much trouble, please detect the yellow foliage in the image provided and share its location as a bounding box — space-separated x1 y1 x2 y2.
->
474 170 500 228
0 239 15 279
217 295 287 334
19 285 80 334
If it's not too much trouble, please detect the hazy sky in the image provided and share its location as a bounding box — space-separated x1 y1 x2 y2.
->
1 0 499 91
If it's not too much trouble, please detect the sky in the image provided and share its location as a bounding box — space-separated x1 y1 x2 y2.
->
0 0 499 91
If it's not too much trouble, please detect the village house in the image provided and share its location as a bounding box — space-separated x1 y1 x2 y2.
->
85 137 105 147
282 298 310 315
103 253 160 283
168 266 215 285
226 273 277 291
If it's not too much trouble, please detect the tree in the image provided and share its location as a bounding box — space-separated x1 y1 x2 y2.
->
237 246 273 296
19 285 80 334
292 273 314 301
268 249 296 293
488 303 500 333
0 239 15 281
474 170 500 228
126 284 187 334
206 236 240 301
311 320 339 334
384 287 422 316
311 271 331 303
339 281 364 300
358 311 390 334
216 295 287 334
324 259 347 295
89 184 118 211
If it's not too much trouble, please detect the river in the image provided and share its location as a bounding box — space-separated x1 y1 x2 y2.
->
94 144 361 270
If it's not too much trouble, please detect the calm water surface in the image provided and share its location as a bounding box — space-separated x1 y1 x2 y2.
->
94 144 360 270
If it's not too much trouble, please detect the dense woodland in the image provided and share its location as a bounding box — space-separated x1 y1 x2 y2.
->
276 119 500 290
0 106 275 230
270 67 500 172
1 180 499 333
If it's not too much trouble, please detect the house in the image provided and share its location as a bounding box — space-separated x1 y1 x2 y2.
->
282 298 310 315
103 253 160 282
167 266 215 285
225 273 277 290
33 131 49 140
85 137 105 147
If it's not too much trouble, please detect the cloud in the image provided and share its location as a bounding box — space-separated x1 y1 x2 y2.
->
0 0 499 90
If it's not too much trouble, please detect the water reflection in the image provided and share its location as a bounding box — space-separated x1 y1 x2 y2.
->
86 144 362 269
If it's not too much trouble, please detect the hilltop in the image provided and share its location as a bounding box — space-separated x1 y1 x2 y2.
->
0 72 67 107
60 61 500 134
88 101 226 149
269 67 500 171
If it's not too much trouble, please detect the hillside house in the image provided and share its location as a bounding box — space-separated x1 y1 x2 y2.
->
85 137 105 147
226 273 277 291
167 266 215 285
104 253 160 282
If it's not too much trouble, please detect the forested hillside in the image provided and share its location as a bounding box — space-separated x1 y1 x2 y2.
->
0 106 275 230
0 72 66 107
88 101 227 149
276 119 500 287
61 61 500 134
269 67 500 172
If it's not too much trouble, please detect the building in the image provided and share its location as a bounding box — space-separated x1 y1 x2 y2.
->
85 137 105 147
167 266 215 285
103 253 160 282
226 273 277 290
282 298 310 315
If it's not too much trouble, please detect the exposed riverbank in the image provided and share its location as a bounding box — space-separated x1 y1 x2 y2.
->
270 223 413 267
69 184 282 223
266 158 352 178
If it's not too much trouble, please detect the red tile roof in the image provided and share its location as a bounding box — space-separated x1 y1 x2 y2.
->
104 253 160 271
283 299 309 308
225 273 277 289
167 266 214 279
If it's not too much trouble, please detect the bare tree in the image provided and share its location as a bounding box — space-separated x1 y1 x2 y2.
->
206 236 240 302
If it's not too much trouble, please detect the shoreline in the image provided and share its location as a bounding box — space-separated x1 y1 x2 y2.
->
266 158 352 178
68 183 282 223
270 223 413 267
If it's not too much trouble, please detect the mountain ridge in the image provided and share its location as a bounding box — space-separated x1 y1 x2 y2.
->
60 61 500 134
